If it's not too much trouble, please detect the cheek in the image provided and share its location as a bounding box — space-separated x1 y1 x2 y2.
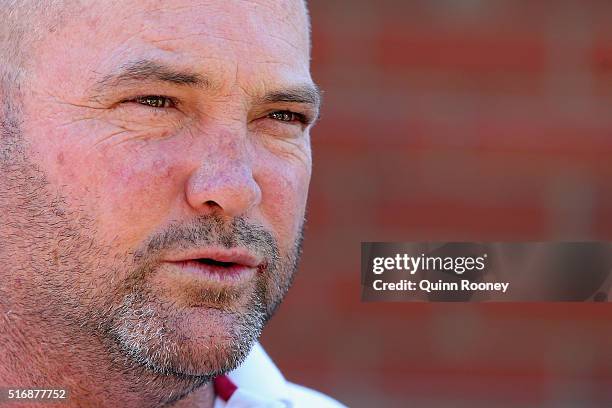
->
99 153 185 242
54 144 185 249
258 161 311 250
104 157 177 208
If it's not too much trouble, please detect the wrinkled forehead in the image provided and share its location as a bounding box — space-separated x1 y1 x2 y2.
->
30 0 311 93
114 0 311 55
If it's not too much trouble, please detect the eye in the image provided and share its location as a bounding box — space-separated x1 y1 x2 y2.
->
132 95 175 108
268 110 306 124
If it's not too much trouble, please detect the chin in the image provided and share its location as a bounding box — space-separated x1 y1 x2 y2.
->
172 307 265 376
110 294 267 377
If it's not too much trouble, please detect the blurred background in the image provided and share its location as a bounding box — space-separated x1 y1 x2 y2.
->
260 1 612 406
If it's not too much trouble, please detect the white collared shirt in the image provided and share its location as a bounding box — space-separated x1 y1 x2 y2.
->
213 343 347 408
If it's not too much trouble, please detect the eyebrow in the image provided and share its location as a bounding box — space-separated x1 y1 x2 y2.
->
93 59 322 115
94 59 209 91
262 86 322 116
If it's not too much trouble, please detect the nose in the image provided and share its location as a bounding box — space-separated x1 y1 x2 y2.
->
185 155 262 218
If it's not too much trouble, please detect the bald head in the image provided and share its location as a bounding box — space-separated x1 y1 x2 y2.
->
0 0 311 93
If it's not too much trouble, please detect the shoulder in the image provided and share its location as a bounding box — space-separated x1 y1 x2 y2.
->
285 382 347 408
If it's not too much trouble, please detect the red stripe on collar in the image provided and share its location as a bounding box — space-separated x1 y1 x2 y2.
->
213 375 238 402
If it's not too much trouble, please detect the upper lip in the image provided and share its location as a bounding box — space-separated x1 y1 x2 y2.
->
163 247 263 268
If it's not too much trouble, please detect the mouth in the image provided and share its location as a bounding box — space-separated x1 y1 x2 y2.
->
162 248 263 283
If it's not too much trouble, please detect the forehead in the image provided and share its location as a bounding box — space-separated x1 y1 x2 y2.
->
31 0 311 93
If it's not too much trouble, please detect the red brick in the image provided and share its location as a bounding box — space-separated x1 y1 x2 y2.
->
376 26 548 74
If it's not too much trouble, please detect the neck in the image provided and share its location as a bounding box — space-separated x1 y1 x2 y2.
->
0 305 215 408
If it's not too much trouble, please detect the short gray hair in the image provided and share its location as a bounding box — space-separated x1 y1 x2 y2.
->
0 1 68 94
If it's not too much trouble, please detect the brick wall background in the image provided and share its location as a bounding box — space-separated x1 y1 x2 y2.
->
260 1 612 406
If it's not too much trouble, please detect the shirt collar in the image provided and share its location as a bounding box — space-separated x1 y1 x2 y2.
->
226 342 290 401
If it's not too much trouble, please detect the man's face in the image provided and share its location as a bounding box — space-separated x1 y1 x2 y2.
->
3 0 316 377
